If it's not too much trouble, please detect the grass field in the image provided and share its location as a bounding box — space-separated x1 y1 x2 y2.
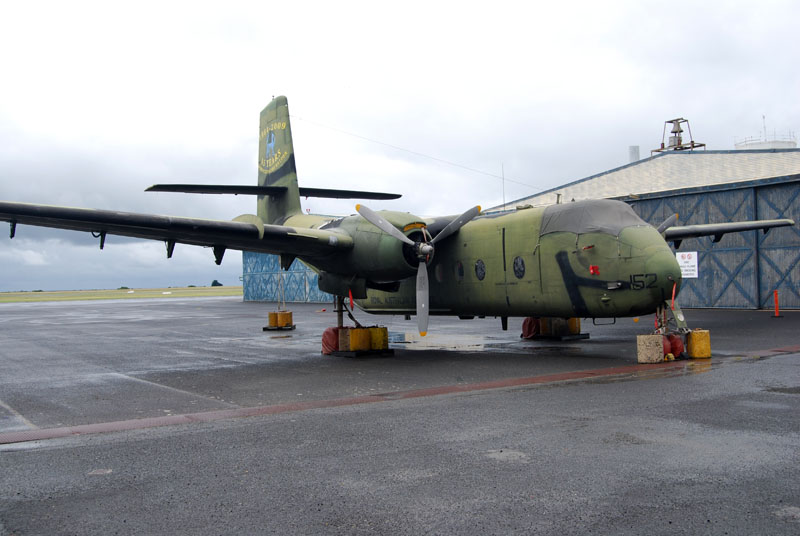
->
0 286 243 303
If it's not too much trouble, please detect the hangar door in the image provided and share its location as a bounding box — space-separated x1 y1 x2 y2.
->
756 182 800 309
629 180 799 309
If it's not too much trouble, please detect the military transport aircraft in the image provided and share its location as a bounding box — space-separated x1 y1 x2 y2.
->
0 96 794 336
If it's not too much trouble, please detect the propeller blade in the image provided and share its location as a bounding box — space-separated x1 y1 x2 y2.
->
356 204 415 245
416 262 429 336
656 213 679 235
431 205 482 244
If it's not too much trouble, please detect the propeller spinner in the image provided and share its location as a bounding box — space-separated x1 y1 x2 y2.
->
356 204 481 336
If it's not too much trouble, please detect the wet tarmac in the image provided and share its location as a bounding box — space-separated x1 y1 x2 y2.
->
1 298 798 534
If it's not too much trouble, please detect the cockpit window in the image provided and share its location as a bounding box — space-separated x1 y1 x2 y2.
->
540 199 646 236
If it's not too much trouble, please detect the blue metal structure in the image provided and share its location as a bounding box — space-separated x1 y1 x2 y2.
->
622 175 800 309
242 252 332 303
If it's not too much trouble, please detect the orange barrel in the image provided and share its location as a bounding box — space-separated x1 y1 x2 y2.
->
687 329 711 359
539 318 551 336
277 311 293 327
567 317 581 335
349 328 371 351
368 326 389 350
268 312 278 328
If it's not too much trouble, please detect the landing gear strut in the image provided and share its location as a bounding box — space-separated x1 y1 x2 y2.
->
655 300 689 334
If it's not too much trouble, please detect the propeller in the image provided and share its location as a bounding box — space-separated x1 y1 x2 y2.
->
356 204 481 336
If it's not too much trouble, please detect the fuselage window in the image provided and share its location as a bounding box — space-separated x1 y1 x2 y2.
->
513 256 525 279
475 259 486 281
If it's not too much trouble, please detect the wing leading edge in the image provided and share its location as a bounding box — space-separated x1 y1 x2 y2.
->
0 201 352 264
664 218 795 249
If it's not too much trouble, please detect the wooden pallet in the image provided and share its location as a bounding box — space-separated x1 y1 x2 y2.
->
262 324 297 331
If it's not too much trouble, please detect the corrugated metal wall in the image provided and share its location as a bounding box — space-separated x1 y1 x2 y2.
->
628 179 799 309
242 252 333 303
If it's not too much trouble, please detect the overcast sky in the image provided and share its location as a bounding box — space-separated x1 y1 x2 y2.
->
2 0 799 291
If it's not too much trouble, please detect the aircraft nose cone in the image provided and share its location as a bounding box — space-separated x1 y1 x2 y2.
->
646 246 682 297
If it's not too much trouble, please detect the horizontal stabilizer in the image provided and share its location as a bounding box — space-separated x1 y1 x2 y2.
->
147 184 401 200
298 187 401 200
146 184 286 195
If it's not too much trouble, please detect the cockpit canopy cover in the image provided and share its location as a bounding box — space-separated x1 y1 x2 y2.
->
540 199 647 236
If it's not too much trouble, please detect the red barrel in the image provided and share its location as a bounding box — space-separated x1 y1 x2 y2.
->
667 334 685 356
321 327 340 355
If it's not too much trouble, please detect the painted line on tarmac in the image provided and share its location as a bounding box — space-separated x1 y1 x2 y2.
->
0 398 38 429
0 360 690 445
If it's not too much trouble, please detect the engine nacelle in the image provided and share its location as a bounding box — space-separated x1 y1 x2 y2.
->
328 210 427 284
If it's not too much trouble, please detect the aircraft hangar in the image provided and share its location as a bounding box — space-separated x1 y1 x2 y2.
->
242 138 800 310
498 145 800 310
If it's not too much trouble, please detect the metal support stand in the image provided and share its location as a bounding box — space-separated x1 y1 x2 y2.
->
332 295 362 328
329 295 390 357
264 270 295 331
336 296 344 329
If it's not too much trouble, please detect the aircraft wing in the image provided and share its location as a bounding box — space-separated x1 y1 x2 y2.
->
664 218 795 248
0 201 353 262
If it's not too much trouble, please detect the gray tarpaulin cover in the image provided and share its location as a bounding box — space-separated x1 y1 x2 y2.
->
540 199 646 236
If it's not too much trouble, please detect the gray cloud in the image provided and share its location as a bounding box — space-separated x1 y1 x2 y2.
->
2 0 799 290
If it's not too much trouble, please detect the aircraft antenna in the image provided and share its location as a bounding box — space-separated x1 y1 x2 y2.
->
292 114 543 191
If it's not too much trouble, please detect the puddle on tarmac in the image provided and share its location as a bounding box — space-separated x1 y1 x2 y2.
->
585 359 715 385
388 331 593 354
389 331 498 351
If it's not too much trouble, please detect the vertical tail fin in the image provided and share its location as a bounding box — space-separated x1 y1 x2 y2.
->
258 96 301 224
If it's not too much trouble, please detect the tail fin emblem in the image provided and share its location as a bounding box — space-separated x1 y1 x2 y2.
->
265 131 276 158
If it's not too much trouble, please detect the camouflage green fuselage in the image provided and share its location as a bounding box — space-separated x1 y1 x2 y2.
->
285 200 682 320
